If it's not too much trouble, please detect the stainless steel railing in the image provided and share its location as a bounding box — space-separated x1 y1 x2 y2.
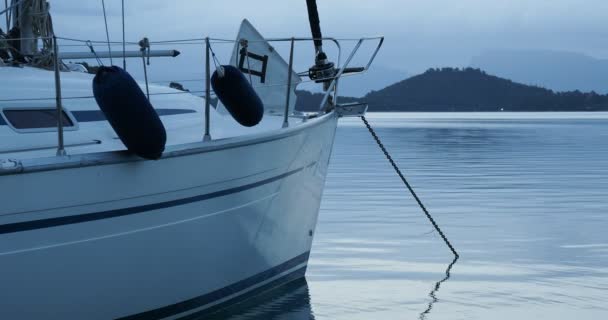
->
204 37 212 141
52 35 66 156
2 34 384 157
318 37 384 112
200 35 383 129
283 38 295 128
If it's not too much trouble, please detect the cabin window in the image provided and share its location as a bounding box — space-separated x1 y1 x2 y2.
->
2 109 74 130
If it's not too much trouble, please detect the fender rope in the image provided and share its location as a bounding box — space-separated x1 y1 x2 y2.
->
361 116 459 258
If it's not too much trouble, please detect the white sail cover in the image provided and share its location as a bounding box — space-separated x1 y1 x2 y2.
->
216 19 302 116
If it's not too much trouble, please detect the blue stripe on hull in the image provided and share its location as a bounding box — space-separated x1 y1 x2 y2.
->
119 252 311 320
72 109 196 122
0 109 195 127
0 164 313 235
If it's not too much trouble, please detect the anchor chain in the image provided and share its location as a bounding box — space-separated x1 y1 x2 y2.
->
361 116 459 258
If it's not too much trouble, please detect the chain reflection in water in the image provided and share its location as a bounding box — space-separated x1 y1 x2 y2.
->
419 256 459 320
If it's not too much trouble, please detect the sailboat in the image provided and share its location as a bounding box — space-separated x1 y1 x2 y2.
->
0 0 382 319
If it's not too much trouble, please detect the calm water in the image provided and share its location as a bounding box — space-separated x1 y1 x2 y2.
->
209 112 608 320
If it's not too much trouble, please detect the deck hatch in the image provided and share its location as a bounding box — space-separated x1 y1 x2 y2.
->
1 108 77 132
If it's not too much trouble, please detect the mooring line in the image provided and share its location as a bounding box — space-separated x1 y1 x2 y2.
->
361 116 459 258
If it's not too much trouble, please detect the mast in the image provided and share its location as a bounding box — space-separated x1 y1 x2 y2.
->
13 0 37 55
9 0 53 57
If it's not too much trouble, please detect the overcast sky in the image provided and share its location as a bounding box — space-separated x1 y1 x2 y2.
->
45 0 608 76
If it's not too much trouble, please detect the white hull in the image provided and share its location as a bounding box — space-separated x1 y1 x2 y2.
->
0 113 338 319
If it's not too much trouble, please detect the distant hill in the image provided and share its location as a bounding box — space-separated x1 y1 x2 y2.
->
339 66 408 98
297 68 608 111
470 50 608 94
295 90 358 111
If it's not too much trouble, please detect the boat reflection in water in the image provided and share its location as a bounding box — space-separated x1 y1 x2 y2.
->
201 279 315 320
192 256 457 320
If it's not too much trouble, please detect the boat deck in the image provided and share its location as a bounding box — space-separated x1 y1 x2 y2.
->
0 66 309 162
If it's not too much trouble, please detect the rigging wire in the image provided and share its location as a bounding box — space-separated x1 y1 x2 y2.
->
55 36 138 45
206 40 222 70
4 0 8 30
121 0 125 69
30 0 53 52
85 40 104 66
52 36 366 46
0 0 20 17
100 0 113 65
